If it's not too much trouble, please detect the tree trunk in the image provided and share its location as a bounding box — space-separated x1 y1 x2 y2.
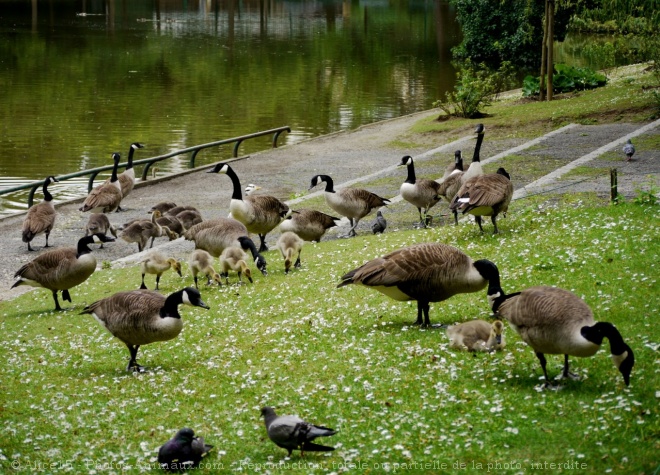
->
547 0 555 101
539 0 549 101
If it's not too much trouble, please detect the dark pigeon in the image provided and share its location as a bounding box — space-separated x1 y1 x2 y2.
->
157 428 213 471
622 139 635 161
260 406 337 457
371 210 387 234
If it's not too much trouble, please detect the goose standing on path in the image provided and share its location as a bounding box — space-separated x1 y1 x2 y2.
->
11 233 115 310
398 155 441 228
435 151 464 225
489 285 635 387
450 167 513 234
207 163 290 252
114 142 143 211
278 209 341 242
82 287 209 372
309 174 390 237
79 153 123 213
22 175 59 251
337 243 501 327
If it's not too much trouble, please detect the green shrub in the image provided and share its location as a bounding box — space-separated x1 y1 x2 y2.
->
522 64 608 98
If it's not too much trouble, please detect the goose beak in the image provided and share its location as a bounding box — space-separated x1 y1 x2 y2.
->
197 300 210 310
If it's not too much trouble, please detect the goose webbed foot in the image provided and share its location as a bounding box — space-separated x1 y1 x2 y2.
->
127 361 147 373
560 355 580 380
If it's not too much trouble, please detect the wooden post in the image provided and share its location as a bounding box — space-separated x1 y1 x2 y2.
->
610 168 618 203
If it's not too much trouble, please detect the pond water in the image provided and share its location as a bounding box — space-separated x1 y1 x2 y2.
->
0 0 461 214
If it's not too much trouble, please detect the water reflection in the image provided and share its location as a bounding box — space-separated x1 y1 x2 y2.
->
1 0 461 215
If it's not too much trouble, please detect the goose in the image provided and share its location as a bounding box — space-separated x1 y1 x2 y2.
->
435 151 464 225
81 287 209 372
441 150 463 181
398 155 442 227
150 201 178 214
261 406 336 457
278 209 341 242
79 153 123 213
446 319 505 352
371 210 387 234
11 233 116 311
207 163 290 252
622 139 635 161
84 213 117 248
187 218 268 276
189 249 222 288
155 214 184 235
461 123 486 183
489 285 635 387
219 247 253 284
139 251 183 290
113 142 143 211
337 243 500 327
22 175 58 251
309 174 390 237
276 231 304 274
120 210 178 252
450 167 513 234
174 209 203 230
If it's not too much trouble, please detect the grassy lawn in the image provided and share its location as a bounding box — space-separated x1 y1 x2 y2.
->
1 196 658 474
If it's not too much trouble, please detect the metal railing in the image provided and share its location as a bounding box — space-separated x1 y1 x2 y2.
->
0 126 290 208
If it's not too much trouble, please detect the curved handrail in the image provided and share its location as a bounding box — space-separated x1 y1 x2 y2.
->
0 126 290 208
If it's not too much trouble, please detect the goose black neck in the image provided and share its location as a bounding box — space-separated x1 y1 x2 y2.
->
405 160 416 184
225 165 243 200
472 132 485 163
239 236 259 259
76 236 95 258
582 322 626 353
127 144 137 169
318 175 334 193
43 177 54 202
455 157 464 172
160 290 183 319
110 155 120 182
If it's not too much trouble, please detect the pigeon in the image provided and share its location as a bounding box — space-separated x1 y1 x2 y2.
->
260 406 337 457
371 210 387 234
622 139 635 161
157 428 213 471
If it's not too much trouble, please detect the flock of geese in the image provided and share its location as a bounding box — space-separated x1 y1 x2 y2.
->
10 125 637 460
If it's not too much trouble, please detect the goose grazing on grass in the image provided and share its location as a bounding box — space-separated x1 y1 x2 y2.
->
84 213 117 248
276 231 304 274
219 247 253 284
450 167 513 234
80 153 123 213
22 175 58 251
622 139 635 161
261 406 336 457
309 174 390 237
435 151 464 225
139 251 183 290
12 233 115 310
398 155 441 228
279 209 340 242
189 249 222 288
82 287 209 372
490 285 635 387
337 243 501 327
114 142 143 211
207 163 290 252
447 319 505 352
158 428 214 471
371 210 387 234
186 218 268 276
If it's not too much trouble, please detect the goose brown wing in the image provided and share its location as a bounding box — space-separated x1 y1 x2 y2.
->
15 247 77 281
248 195 290 217
341 188 389 210
83 290 166 326
82 184 122 211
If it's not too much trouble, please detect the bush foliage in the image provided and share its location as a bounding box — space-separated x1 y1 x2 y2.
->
522 64 608 97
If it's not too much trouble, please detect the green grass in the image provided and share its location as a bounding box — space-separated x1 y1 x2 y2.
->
1 199 658 474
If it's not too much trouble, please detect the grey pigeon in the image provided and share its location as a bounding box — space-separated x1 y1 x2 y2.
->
260 406 337 457
371 210 387 234
157 427 213 471
622 139 635 161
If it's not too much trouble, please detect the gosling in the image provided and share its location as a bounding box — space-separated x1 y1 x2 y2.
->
446 319 505 352
139 251 183 290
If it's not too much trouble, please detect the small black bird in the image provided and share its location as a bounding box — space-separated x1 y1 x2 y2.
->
261 406 337 457
157 428 213 471
371 210 387 234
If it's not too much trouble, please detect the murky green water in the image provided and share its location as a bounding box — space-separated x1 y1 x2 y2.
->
0 0 461 214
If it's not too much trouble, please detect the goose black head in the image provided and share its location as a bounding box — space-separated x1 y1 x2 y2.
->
496 167 511 180
474 123 485 134
398 155 413 167
207 163 230 174
181 287 210 309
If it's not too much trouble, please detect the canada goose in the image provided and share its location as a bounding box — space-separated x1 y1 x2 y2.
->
113 142 143 211
447 319 505 352
276 231 304 274
189 249 222 288
150 201 178 214
309 174 390 237
278 209 341 242
84 213 117 248
337 243 500 327
441 150 463 181
435 151 464 225
207 163 290 252
219 247 253 284
158 428 214 471
187 218 268 276
139 251 183 290
371 210 387 234
622 139 635 161
461 123 486 183
22 175 58 251
174 209 203 230
120 210 178 252
489 285 635 387
81 287 209 372
261 406 336 457
79 153 123 213
450 167 513 234
398 155 441 227
12 233 116 310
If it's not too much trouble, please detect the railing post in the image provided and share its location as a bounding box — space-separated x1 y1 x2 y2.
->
142 163 153 181
272 127 290 148
190 150 200 168
233 140 243 158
